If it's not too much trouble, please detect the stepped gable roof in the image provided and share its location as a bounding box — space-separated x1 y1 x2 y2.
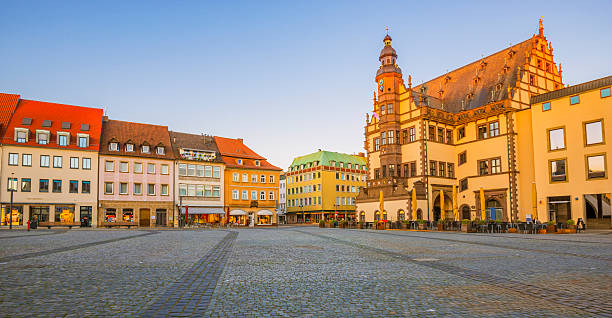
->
0 93 20 136
214 136 281 171
1 97 103 151
169 131 224 163
290 150 366 170
100 119 175 159
412 39 532 113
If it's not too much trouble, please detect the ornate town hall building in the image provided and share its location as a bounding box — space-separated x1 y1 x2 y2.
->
356 20 567 223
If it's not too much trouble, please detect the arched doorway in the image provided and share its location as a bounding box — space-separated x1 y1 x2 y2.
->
416 208 423 220
486 199 503 221
397 210 405 221
382 211 388 221
433 192 452 221
374 211 380 221
460 205 471 220
359 211 365 222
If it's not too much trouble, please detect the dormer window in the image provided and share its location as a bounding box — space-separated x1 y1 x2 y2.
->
15 128 29 143
255 160 260 166
237 159 243 165
57 132 70 146
22 118 32 125
125 143 134 152
37 130 50 145
141 145 150 153
77 134 89 148
109 142 119 151
156 146 165 155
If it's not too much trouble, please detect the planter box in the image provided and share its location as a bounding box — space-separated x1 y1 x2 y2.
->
508 228 518 233
546 225 556 233
400 223 408 230
319 223 325 228
418 223 426 230
537 229 547 234
376 223 386 230
461 224 468 232
437 224 444 231
358 224 364 229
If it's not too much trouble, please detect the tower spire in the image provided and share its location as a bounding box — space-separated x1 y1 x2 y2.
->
539 17 544 37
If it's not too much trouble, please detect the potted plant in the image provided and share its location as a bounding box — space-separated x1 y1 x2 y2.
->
417 219 427 230
461 219 470 232
401 220 410 230
340 220 348 229
546 221 556 233
437 220 444 231
358 221 364 229
319 220 325 228
376 221 386 230
565 219 576 233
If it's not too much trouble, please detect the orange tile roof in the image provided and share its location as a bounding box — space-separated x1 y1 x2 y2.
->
1 97 103 151
0 93 21 137
100 119 175 159
214 136 281 171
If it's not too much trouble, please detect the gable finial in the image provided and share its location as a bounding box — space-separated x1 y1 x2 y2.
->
539 17 544 36
386 26 389 35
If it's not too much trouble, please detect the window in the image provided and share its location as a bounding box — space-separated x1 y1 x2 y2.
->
447 163 454 178
387 103 393 114
15 129 28 143
251 174 258 183
142 145 150 153
429 126 436 141
179 164 187 176
148 184 155 195
213 186 220 197
429 161 437 176
161 164 169 175
199 185 206 197
491 158 501 174
201 165 210 177
134 162 142 173
478 125 488 139
410 162 417 177
82 181 91 194
156 146 165 155
570 95 580 105
260 175 266 183
550 159 567 182
548 127 566 151
241 190 248 200
213 166 221 178
188 184 196 196
179 184 187 196
402 130 408 144
269 191 275 200
381 131 386 145
388 164 395 177
53 156 62 168
437 128 444 142
105 161 114 172
237 159 243 165
388 130 394 145
479 160 489 176
489 122 499 137
39 179 49 192
601 87 611 98
104 182 113 194
118 182 128 194
120 162 129 173
232 190 239 200
446 129 453 144
242 174 248 182
187 164 195 176
7 178 18 191
403 164 409 178
374 138 380 151
381 104 385 115
70 180 79 193
458 151 467 165
125 143 134 152
78 136 88 148
586 154 606 179
459 178 468 192
161 184 169 196
37 131 49 145
8 153 18 165
409 127 416 142
260 191 266 200
52 179 62 193
439 162 445 177
147 163 155 174
457 127 465 140
109 142 118 151
233 173 239 182
70 157 79 169
542 102 551 111
251 190 257 200
82 158 91 170
269 175 275 183
374 169 379 179
584 120 604 146
21 178 31 192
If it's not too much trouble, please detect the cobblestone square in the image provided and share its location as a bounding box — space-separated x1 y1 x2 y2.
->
1 227 611 317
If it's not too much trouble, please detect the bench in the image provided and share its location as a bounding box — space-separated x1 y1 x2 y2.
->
101 221 137 229
39 222 81 229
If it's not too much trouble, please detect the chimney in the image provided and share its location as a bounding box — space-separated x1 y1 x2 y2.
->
103 115 109 122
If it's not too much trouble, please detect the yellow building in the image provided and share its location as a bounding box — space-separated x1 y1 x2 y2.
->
530 76 611 228
357 20 567 223
286 150 367 223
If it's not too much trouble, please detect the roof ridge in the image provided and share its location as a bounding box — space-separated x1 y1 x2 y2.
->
107 119 168 128
20 98 103 111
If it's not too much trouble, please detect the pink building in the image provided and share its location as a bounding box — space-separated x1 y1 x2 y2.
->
98 118 175 227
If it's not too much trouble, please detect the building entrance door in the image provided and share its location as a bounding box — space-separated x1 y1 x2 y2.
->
585 193 611 229
140 209 150 227
155 209 167 226
548 196 571 224
248 213 255 227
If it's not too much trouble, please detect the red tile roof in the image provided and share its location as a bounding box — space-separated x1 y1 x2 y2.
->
214 136 281 171
1 97 103 151
100 119 175 159
0 93 21 137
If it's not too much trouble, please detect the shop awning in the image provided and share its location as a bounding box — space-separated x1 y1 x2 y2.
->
230 210 247 216
180 207 225 214
257 210 273 216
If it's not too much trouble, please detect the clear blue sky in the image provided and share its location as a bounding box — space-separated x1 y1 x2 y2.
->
2 1 611 169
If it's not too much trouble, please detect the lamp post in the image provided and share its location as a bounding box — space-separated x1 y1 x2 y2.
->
300 203 304 224
8 172 15 230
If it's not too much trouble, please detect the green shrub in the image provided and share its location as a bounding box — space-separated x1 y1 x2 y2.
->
546 221 555 225
461 219 471 225
566 219 575 225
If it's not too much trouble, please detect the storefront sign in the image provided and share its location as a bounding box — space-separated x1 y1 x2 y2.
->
180 149 216 162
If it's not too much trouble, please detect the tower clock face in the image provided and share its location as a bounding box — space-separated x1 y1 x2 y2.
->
379 79 384 91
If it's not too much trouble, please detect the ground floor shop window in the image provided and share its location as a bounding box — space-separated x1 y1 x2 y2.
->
105 208 117 222
548 196 571 223
258 215 271 224
31 206 50 223
55 206 75 223
486 199 502 221
1 205 23 226
229 215 245 224
123 209 134 222
80 206 92 227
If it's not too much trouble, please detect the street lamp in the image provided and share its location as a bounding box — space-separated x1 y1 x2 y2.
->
8 172 16 230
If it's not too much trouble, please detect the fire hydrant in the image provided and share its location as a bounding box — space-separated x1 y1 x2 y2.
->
27 219 30 231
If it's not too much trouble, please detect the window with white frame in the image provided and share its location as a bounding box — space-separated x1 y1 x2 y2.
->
15 128 28 143
213 166 220 178
77 134 89 148
40 155 50 167
120 162 129 173
57 133 69 146
233 173 239 182
8 153 18 165
161 184 169 196
242 173 248 182
125 143 134 152
269 191 274 200
37 131 49 145
260 175 266 183
147 163 155 174
141 145 150 153
251 190 257 200
53 156 62 168
242 190 248 200
109 142 118 151
134 162 142 173
251 174 258 183
105 161 114 171
204 165 212 177
22 154 32 167
269 175 274 183
260 191 266 200
70 157 79 169
156 146 165 155
212 186 220 197
232 190 239 200
82 158 91 170
161 164 169 175
147 184 155 195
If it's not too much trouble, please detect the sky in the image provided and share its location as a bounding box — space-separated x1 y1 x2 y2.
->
2 1 611 170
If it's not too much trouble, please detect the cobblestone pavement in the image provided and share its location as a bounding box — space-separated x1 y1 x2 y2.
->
1 228 611 317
